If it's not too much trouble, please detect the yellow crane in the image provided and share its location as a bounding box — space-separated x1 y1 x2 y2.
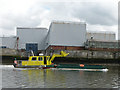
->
13 51 69 68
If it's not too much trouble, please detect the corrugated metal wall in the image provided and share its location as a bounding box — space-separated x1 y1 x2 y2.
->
86 32 115 41
119 31 120 40
17 27 48 50
45 21 86 48
0 37 16 49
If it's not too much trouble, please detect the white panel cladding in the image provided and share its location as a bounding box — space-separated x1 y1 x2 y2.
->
86 32 116 41
1 37 16 49
17 28 48 50
118 30 120 40
47 21 86 47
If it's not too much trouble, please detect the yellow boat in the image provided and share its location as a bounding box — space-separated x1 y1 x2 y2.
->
13 51 108 71
13 51 69 68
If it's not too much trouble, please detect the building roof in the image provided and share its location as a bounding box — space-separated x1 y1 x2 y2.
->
87 31 115 34
51 20 86 25
0 36 17 38
17 27 48 30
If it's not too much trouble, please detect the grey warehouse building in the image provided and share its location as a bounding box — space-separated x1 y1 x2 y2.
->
1 21 118 56
86 31 116 41
15 21 86 55
0 36 17 49
44 21 86 55
45 21 86 49
17 27 48 55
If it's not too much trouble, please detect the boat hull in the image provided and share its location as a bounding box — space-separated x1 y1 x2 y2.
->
14 64 56 69
56 64 106 69
54 68 108 71
46 64 106 69
48 64 108 71
14 64 108 71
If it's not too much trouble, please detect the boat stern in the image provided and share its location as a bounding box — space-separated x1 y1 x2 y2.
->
13 60 18 67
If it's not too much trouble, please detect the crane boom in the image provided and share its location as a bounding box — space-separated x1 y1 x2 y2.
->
49 51 69 62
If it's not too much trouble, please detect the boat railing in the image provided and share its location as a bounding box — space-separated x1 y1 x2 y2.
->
16 60 28 65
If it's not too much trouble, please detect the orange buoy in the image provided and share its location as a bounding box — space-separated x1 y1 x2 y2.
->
80 64 84 67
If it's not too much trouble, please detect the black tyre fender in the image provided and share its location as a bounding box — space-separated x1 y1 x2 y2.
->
13 63 17 67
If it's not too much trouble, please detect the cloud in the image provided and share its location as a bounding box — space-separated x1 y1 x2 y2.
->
38 1 117 25
0 0 47 36
0 0 118 38
71 2 117 26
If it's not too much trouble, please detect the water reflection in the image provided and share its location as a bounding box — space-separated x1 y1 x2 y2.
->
17 69 45 88
2 65 119 88
19 69 67 88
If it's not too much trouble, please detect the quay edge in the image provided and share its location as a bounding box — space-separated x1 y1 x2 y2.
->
1 55 120 65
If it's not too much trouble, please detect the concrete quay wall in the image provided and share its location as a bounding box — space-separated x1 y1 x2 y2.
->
0 48 26 57
47 50 120 59
1 48 120 59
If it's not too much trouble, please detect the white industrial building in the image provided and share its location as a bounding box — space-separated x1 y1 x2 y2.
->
86 31 116 41
45 21 86 50
0 36 17 49
17 27 48 51
1 21 117 54
119 30 120 40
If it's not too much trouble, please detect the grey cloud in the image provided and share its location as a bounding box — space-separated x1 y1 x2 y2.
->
0 9 43 31
40 2 117 26
0 1 117 36
71 2 117 26
35 2 74 21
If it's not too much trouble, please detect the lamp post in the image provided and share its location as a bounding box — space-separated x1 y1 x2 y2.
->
90 36 94 59
50 47 54 56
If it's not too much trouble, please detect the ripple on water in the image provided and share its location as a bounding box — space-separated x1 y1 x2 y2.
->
1 65 120 88
0 65 14 69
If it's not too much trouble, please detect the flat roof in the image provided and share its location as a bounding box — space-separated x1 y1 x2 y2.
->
17 27 48 30
51 21 86 25
0 36 17 38
87 31 115 34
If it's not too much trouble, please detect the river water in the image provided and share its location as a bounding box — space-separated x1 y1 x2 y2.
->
1 64 120 88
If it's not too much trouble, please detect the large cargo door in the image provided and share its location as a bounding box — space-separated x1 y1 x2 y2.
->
26 43 38 55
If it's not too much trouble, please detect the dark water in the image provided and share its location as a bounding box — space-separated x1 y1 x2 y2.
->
1 65 120 88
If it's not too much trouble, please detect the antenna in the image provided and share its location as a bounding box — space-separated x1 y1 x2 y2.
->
31 50 34 56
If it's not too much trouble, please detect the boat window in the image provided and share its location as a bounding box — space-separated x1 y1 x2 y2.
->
38 57 43 61
32 57 37 61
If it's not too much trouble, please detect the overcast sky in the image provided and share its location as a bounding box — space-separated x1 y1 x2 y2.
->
0 0 119 39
